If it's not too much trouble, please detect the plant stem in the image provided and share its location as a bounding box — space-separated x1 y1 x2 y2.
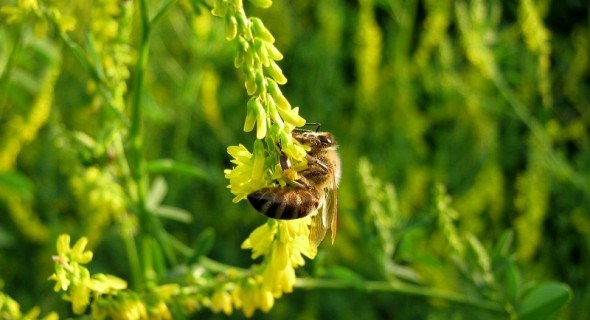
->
125 0 152 290
129 0 151 207
295 278 506 313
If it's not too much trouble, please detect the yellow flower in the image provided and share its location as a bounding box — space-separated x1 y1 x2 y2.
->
236 277 276 318
88 274 128 294
241 221 278 259
244 97 268 139
224 140 270 202
49 234 94 292
71 280 91 315
211 286 233 315
262 263 296 297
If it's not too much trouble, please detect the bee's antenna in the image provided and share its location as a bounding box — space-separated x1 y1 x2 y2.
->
293 122 322 133
305 122 321 132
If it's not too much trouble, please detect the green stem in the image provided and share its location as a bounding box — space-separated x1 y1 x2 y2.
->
122 227 142 290
295 278 506 313
125 0 152 290
129 0 151 206
199 257 249 275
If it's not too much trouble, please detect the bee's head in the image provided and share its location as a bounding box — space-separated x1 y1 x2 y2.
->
293 131 335 149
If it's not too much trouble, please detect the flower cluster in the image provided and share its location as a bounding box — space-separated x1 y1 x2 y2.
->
49 234 128 315
69 166 127 245
214 1 321 317
214 0 309 200
49 234 178 319
1 0 75 32
206 218 317 317
86 0 133 113
0 290 58 320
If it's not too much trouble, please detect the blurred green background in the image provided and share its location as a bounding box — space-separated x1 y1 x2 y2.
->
1 0 589 318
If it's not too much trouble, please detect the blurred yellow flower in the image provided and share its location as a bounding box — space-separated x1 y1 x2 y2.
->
211 286 233 315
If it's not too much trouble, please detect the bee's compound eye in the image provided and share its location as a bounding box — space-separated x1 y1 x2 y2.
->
319 135 332 145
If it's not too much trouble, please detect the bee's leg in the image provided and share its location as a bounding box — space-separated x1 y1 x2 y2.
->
288 179 308 188
279 154 291 171
304 155 330 175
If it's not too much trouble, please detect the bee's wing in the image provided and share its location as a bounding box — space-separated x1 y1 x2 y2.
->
309 196 328 248
326 174 338 244
309 177 338 247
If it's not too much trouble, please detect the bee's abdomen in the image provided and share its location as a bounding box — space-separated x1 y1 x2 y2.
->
247 187 320 220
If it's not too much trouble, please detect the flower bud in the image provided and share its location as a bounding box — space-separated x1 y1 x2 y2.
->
267 98 284 128
211 0 227 17
225 14 238 40
267 79 291 110
252 139 266 177
244 97 257 132
255 99 267 139
248 0 273 9
266 60 287 84
250 18 275 43
245 68 258 95
265 41 283 61
278 106 306 127
254 38 270 67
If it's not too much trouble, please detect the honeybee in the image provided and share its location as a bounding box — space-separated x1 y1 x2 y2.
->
247 130 341 246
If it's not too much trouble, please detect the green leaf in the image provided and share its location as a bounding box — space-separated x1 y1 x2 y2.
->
152 205 193 223
0 171 33 199
188 228 216 264
492 229 514 260
147 176 168 210
146 159 210 181
517 282 572 320
505 261 521 303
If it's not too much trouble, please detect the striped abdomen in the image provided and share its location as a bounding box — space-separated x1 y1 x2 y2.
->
247 187 321 220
